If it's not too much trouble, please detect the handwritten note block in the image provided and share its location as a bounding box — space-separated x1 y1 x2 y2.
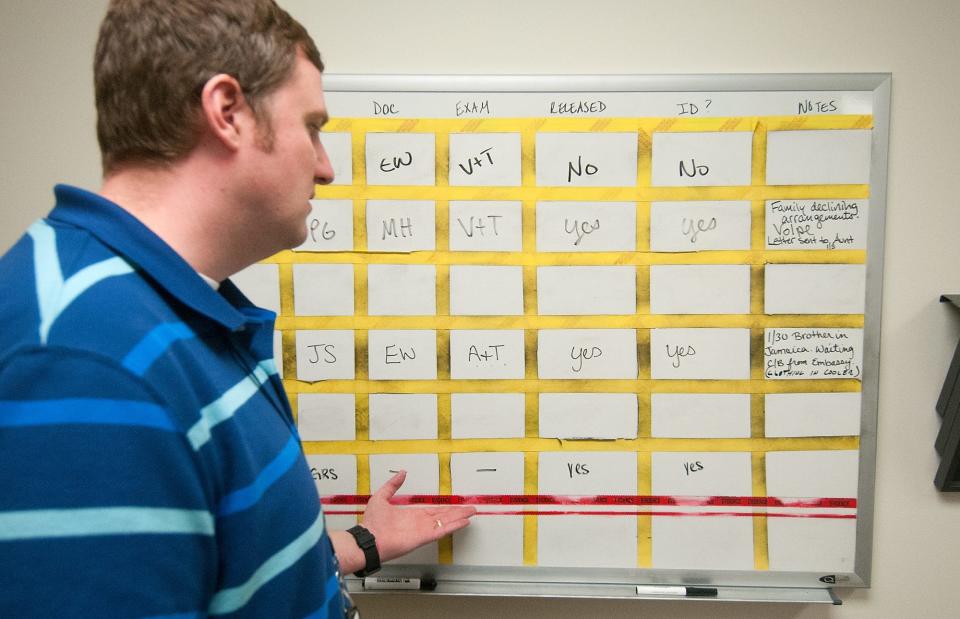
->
649 265 750 315
231 263 280 314
295 330 355 381
368 394 438 440
368 330 437 380
451 393 526 439
765 392 862 437
538 329 638 379
305 454 357 497
369 453 440 494
366 200 436 252
651 449 754 570
297 393 356 441
649 201 752 252
651 131 753 187
652 451 752 496
365 132 436 186
449 266 524 316
766 129 872 185
295 200 354 252
451 452 525 494
293 264 354 316
539 393 638 439
764 328 863 380
650 393 751 438
306 454 357 529
448 133 521 186
650 328 750 380
538 451 638 568
367 264 436 316
540 451 637 494
319 132 353 185
536 201 637 252
449 201 522 252
535 132 638 187
764 264 866 314
449 330 525 379
537 266 636 315
765 199 868 250
451 452 525 566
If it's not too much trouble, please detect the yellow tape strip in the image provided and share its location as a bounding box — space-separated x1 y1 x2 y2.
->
267 249 867 266
354 263 367 318
288 377 862 395
636 265 651 316
750 394 765 439
355 393 369 441
276 315 864 331
352 454 369 498
435 264 450 323
303 436 859 456
327 115 871 134
435 200 450 252
524 451 538 566
354 198 366 251
752 451 769 570
751 329 765 381
281 332 298 390
438 452 453 564
525 391 538 438
355 331 369 381
313 184 868 202
437 330 451 381
637 451 652 568
278 263 298 387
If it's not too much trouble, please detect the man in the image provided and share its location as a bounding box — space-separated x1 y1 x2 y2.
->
0 1 475 617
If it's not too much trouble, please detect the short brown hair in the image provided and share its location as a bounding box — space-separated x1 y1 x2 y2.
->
94 0 323 174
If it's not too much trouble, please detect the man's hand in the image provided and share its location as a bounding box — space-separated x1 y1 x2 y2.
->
329 471 477 574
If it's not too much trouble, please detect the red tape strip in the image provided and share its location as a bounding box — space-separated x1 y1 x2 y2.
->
321 494 857 509
323 509 856 519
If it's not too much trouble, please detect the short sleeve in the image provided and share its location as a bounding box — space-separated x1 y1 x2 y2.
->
0 346 217 618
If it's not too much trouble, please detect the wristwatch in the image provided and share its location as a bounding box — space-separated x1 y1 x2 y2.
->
346 525 381 577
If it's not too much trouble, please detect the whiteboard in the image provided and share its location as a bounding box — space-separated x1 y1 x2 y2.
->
240 74 889 599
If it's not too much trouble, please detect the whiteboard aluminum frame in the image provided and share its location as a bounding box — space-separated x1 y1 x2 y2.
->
320 73 890 600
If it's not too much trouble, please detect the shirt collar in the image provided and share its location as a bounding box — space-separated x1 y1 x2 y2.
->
48 184 251 332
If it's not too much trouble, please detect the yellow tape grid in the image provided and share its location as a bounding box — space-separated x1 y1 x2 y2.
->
286 114 871 569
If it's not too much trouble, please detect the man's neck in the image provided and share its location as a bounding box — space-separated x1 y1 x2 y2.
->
99 157 254 282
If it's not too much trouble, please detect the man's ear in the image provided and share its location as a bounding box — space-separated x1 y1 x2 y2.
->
199 74 251 152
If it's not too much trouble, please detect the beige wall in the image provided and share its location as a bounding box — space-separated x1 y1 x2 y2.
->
3 1 960 617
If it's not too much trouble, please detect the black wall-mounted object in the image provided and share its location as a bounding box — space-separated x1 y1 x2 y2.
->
935 295 960 490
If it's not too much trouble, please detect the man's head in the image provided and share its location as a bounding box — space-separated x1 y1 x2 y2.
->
94 0 323 175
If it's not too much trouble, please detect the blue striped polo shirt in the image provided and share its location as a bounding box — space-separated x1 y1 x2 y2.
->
0 185 345 618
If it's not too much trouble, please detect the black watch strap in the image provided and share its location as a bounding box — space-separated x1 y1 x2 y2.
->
346 525 381 577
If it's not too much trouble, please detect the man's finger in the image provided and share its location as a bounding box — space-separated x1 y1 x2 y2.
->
371 470 406 500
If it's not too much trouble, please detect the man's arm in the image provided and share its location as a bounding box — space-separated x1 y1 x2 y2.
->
329 470 477 574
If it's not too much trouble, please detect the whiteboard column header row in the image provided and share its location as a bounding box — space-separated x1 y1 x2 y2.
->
325 90 873 118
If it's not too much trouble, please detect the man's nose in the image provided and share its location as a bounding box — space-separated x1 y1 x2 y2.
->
315 143 335 185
